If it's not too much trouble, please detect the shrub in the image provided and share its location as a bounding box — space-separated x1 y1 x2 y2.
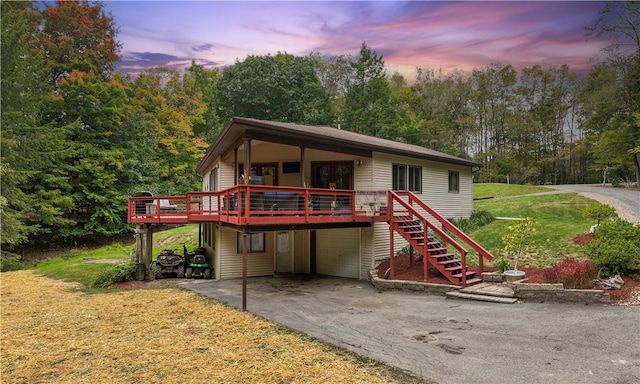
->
93 261 136 288
582 203 616 227
449 210 495 233
397 244 422 259
1 251 26 272
501 217 538 271
543 258 597 289
584 219 640 277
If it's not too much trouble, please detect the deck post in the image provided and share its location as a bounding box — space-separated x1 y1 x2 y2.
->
135 224 153 280
242 232 248 311
389 222 395 279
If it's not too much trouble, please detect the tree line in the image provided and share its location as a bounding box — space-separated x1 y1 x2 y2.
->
1 1 638 255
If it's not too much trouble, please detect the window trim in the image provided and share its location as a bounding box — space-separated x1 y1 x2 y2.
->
392 163 422 193
448 171 460 193
237 232 265 253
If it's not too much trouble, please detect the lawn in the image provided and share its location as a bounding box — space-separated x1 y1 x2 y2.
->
1 271 421 384
469 184 604 267
472 183 556 199
35 225 201 287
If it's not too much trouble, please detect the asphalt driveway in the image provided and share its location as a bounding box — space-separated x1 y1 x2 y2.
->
555 184 640 223
181 275 640 384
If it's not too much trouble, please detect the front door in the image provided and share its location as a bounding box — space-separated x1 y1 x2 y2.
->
275 231 293 273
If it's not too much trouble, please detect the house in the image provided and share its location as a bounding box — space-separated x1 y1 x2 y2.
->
128 117 493 294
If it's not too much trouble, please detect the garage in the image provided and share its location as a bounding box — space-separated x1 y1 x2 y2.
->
315 228 360 278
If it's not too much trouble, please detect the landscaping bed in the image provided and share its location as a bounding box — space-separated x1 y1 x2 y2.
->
375 253 640 305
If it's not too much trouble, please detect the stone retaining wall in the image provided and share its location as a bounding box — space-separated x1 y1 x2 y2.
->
512 281 610 304
368 269 459 295
483 272 611 304
369 269 611 304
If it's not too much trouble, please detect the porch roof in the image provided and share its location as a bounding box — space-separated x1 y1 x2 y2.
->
196 117 478 174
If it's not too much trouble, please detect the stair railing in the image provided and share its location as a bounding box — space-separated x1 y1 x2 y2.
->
390 191 493 274
388 191 470 285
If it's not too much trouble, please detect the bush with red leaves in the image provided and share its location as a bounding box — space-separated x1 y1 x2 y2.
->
543 258 597 289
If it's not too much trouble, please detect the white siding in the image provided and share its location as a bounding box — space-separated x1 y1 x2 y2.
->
360 227 374 279
369 152 474 266
218 227 275 279
316 228 360 278
201 143 474 280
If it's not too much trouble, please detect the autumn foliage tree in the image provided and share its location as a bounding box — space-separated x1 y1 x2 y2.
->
39 0 120 84
130 68 208 194
36 0 128 242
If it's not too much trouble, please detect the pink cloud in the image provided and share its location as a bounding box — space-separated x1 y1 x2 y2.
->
107 1 609 80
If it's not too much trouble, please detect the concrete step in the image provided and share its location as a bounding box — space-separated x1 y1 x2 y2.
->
445 291 518 304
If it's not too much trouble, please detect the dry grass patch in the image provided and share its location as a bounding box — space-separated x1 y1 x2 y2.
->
1 271 415 384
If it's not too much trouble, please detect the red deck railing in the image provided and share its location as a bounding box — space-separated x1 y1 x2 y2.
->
128 185 388 226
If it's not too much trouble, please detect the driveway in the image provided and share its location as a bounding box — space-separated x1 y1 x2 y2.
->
181 276 640 384
554 184 640 224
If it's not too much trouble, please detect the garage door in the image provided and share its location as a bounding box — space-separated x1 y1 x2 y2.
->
316 228 360 278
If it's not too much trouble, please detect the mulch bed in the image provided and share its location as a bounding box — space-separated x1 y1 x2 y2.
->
375 253 640 305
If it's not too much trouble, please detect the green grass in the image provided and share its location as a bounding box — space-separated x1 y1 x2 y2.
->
35 225 199 288
470 193 606 267
152 224 200 258
473 183 557 199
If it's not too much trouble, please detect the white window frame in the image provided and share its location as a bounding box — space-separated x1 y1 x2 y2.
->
237 232 265 253
393 164 422 193
448 171 460 193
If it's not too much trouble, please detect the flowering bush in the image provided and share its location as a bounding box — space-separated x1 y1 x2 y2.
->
543 258 597 289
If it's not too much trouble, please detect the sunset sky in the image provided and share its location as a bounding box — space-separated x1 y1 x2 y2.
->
104 1 609 81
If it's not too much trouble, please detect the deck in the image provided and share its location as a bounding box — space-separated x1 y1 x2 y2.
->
128 185 389 228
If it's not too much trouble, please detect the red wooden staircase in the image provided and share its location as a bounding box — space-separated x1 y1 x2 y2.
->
387 191 494 287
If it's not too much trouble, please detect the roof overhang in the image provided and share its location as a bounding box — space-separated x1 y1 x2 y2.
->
196 117 478 174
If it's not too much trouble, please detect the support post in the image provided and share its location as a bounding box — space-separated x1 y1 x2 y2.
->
300 146 306 187
409 245 414 268
242 232 248 311
389 222 395 279
423 223 428 282
234 148 238 184
135 224 153 280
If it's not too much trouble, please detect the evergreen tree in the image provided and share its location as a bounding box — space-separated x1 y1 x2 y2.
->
344 43 394 137
1 1 74 250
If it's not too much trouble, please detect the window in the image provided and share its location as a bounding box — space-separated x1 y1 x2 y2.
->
209 167 218 192
202 223 214 249
237 232 265 253
448 171 460 193
393 164 422 193
311 161 353 189
239 163 278 185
